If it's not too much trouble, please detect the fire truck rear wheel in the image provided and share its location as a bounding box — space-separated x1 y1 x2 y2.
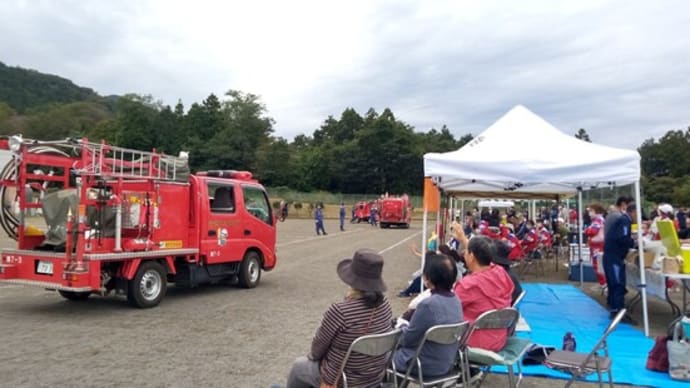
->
239 251 261 289
58 290 91 301
127 261 167 308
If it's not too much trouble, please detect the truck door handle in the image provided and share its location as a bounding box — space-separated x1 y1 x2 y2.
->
208 230 216 237
244 229 251 236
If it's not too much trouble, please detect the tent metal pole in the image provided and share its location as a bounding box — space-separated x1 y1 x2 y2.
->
578 189 584 288
421 206 428 294
461 200 465 223
635 181 649 336
437 198 442 244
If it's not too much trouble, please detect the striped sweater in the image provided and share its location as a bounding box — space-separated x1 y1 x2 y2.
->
310 296 393 387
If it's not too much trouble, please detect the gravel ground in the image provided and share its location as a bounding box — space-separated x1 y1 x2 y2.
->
0 218 680 387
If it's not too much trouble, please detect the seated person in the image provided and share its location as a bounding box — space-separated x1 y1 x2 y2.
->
491 240 523 306
286 249 393 388
393 254 463 377
450 222 514 351
400 246 463 320
398 238 439 297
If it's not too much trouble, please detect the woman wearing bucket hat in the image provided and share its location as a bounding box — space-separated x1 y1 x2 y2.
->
286 249 392 388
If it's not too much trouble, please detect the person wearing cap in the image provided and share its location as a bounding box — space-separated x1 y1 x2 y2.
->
650 203 677 240
392 253 463 378
491 240 523 305
499 224 522 261
286 249 392 388
314 204 327 236
603 196 636 324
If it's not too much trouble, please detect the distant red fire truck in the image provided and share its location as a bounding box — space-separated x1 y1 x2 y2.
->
0 135 277 307
379 195 411 229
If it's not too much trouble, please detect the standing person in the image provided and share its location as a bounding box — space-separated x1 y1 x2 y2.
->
584 204 607 288
369 205 377 227
279 200 288 221
339 202 346 232
650 204 677 239
603 196 635 324
315 204 327 236
677 208 688 239
286 249 393 388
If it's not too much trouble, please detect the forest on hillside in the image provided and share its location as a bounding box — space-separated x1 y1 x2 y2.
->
0 63 688 202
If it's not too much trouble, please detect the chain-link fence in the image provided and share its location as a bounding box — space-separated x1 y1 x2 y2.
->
266 187 423 208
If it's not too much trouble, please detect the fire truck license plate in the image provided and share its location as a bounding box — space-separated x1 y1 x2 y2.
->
36 261 53 275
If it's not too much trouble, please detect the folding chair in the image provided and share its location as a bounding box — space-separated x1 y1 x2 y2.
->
466 308 532 388
388 322 471 388
544 309 626 388
518 248 545 279
335 328 403 388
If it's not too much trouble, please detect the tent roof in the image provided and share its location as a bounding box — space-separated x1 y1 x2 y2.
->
423 105 640 198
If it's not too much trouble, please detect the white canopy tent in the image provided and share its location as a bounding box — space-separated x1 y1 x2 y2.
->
422 105 649 335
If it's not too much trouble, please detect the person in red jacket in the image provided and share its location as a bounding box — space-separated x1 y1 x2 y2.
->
521 220 539 255
536 221 552 248
584 203 607 286
450 222 514 351
499 224 522 261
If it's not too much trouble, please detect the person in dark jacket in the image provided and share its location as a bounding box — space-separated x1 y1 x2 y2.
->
314 205 327 236
603 196 635 324
339 202 346 231
491 240 523 306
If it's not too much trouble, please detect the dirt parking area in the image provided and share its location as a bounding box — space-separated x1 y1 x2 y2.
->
0 219 678 387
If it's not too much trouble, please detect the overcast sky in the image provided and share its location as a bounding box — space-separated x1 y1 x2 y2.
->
2 0 689 149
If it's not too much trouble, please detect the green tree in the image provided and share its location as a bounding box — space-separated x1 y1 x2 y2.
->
24 101 111 139
203 90 274 172
113 95 160 150
0 101 16 122
255 137 293 187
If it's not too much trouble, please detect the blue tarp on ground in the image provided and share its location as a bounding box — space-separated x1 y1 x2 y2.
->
500 283 684 387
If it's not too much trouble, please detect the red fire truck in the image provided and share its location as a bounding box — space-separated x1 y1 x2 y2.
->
379 195 411 229
0 136 277 308
352 201 372 223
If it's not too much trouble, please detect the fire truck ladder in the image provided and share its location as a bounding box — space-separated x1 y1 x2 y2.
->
0 137 189 241
78 141 189 182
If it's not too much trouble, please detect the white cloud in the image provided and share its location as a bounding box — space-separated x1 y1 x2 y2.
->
1 0 689 148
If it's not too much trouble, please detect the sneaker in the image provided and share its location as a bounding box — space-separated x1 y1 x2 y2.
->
397 291 411 298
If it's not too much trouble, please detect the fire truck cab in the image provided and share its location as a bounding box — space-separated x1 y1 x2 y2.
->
0 136 277 308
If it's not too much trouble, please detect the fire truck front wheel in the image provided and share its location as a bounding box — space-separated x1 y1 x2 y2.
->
127 261 168 308
58 290 91 301
239 251 262 289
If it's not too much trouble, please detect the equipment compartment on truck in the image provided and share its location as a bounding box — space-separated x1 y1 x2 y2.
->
0 135 277 308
